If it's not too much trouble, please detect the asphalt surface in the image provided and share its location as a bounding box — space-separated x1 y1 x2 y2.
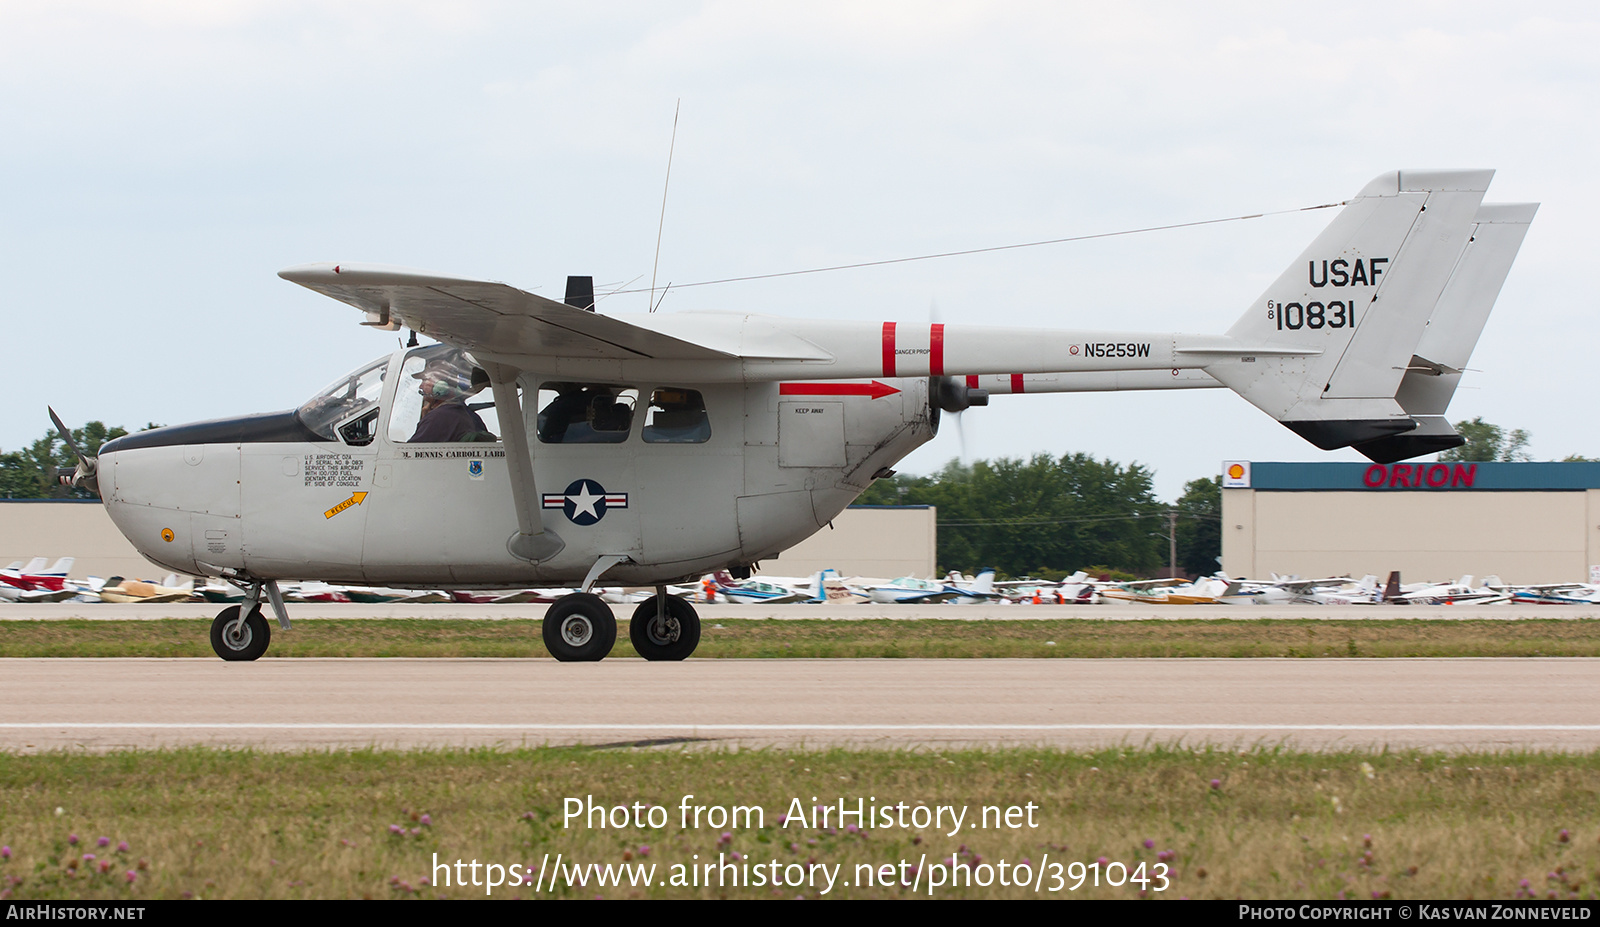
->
2 656 1597 752
3 601 1595 752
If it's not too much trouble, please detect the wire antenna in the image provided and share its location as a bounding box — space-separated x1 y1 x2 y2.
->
648 100 680 313
613 200 1344 296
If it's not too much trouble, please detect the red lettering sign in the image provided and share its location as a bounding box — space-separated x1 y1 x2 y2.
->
1362 463 1477 489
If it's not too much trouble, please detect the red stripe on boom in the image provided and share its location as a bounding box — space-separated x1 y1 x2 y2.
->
881 322 896 377
966 375 979 389
1011 374 1025 394
930 323 945 375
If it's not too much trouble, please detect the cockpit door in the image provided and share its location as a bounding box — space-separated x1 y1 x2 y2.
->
362 345 522 584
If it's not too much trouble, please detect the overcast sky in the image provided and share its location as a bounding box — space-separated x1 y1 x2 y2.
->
3 1 1594 500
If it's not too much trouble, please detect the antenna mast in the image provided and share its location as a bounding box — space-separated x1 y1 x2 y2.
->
649 100 680 313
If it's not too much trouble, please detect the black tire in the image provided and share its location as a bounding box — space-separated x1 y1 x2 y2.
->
210 605 270 661
543 593 617 662
629 595 701 661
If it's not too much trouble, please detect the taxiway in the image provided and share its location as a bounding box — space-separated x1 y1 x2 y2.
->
2 656 1596 752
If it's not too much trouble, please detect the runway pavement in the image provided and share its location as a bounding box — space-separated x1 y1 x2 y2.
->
2 657 1597 752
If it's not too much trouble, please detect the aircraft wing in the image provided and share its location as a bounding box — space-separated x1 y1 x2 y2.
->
278 263 739 363
882 590 962 604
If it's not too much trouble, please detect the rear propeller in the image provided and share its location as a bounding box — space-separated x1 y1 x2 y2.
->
47 407 99 496
926 300 988 462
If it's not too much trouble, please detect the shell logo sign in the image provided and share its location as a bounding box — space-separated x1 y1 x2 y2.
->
1221 460 1251 488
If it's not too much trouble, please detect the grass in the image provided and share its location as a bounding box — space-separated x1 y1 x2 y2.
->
1 618 1600 658
0 746 1596 900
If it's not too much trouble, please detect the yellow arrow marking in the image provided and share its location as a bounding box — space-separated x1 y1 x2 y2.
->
324 491 369 520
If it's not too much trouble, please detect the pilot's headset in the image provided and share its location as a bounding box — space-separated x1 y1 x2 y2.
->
415 359 467 401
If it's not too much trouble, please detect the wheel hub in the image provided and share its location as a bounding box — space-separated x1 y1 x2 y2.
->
648 617 679 645
560 615 593 646
225 624 252 649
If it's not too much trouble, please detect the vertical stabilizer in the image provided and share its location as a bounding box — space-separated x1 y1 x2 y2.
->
1209 170 1493 449
1353 202 1537 462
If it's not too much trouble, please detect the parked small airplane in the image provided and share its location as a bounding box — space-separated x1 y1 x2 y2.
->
867 575 967 604
866 568 1004 604
1512 583 1600 606
55 169 1525 661
97 575 195 604
0 557 74 592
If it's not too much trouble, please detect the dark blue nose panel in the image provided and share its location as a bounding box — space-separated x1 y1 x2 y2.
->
100 410 332 453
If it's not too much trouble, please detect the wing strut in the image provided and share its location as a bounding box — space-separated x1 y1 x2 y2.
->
483 362 565 563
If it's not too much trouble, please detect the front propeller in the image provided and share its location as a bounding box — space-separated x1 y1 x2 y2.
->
47 407 99 496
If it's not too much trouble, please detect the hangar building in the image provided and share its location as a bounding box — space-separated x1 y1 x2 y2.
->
1220 461 1600 584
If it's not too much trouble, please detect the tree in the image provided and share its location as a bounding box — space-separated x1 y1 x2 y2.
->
856 454 1166 576
1438 417 1531 462
1173 476 1222 577
0 422 130 499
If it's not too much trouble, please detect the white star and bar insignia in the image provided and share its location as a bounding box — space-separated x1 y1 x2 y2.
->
541 478 629 526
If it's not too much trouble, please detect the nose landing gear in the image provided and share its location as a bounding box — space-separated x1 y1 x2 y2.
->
208 578 290 661
210 605 270 661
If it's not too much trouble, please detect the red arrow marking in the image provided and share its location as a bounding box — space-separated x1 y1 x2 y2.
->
780 381 902 400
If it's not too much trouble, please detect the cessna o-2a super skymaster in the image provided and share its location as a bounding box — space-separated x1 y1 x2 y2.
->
55 169 1534 663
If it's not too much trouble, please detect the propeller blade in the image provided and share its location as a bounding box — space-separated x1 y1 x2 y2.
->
46 406 98 493
48 406 88 464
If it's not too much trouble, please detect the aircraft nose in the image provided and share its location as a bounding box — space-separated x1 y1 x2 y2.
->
99 436 244 578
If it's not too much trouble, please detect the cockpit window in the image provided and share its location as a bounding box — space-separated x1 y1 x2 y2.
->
297 357 388 441
536 383 638 444
388 345 499 444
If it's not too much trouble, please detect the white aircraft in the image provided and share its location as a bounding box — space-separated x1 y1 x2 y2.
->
867 575 966 604
1511 583 1600 606
0 557 73 593
1385 574 1508 605
714 570 835 605
868 568 1007 604
55 169 1523 662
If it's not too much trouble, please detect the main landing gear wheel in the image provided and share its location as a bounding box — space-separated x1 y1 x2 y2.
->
210 605 270 661
543 593 617 662
629 596 701 661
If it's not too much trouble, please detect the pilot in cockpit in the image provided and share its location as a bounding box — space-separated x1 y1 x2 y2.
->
408 360 496 443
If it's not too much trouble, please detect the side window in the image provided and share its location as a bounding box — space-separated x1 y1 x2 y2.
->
339 408 379 447
536 383 638 444
642 388 711 444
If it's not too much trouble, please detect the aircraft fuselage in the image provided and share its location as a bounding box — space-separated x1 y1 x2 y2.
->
98 345 936 587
